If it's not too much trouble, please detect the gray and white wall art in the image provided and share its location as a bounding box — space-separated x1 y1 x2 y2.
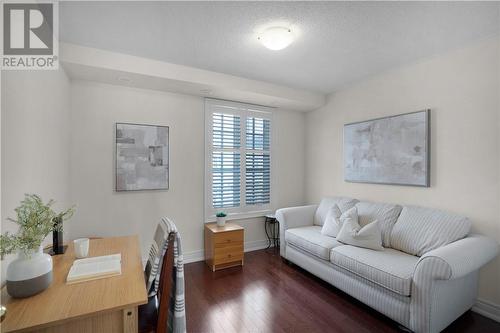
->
344 110 430 187
116 123 169 191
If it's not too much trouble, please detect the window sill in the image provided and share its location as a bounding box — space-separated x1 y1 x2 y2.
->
205 210 272 223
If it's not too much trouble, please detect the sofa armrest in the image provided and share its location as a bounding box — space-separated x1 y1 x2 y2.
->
276 205 317 230
276 205 317 257
410 234 499 333
415 234 498 281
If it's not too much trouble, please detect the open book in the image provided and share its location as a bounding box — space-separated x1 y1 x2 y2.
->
67 253 122 284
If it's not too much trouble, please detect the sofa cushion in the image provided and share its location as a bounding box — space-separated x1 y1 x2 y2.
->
356 201 402 247
391 206 472 256
314 197 359 226
286 226 344 260
330 246 419 296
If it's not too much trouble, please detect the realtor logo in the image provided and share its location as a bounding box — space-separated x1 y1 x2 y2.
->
1 1 58 70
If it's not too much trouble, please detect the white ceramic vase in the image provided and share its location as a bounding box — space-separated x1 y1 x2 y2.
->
6 246 53 298
216 216 226 227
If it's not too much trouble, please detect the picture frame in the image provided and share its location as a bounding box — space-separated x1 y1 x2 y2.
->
343 110 430 187
115 123 169 191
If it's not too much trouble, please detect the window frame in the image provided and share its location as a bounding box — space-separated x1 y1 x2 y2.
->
204 98 273 222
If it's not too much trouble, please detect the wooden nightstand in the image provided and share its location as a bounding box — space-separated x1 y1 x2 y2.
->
204 222 244 271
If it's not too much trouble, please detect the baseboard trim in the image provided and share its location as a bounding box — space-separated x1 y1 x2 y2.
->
183 239 270 264
183 249 204 264
472 298 500 323
244 239 269 252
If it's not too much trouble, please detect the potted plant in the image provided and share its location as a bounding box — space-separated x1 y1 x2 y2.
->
216 212 227 227
0 194 75 298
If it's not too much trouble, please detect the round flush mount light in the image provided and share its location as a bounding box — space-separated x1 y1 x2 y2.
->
258 27 294 51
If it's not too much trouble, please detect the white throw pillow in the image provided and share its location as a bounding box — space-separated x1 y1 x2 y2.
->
337 207 383 251
321 204 342 237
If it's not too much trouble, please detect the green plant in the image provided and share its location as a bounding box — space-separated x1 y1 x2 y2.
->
0 194 75 258
216 212 227 218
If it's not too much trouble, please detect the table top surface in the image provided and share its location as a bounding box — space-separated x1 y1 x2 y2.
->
205 222 244 233
0 235 148 332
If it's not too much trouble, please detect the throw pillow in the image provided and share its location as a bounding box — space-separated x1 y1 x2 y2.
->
320 204 342 237
337 207 383 251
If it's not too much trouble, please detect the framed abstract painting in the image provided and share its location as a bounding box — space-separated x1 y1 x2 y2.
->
344 110 430 187
115 123 169 191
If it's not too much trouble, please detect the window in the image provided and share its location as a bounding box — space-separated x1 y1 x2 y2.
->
205 99 272 220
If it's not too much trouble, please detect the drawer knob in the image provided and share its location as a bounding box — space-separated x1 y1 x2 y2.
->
226 239 231 242
228 254 232 258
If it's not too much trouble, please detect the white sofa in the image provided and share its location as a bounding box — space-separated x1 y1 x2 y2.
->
276 197 498 333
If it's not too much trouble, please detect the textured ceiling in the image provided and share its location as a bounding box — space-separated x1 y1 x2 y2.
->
60 1 500 94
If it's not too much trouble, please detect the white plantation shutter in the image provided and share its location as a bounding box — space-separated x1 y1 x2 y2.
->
212 112 241 208
245 117 270 205
205 99 272 219
245 153 270 204
246 117 270 150
212 151 241 208
212 113 241 149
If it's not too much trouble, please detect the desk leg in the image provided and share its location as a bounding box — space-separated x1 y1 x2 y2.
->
123 307 138 333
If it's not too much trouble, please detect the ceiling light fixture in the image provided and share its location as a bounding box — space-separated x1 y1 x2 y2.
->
258 27 294 51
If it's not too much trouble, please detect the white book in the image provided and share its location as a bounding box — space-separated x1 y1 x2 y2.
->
73 253 121 266
67 253 122 284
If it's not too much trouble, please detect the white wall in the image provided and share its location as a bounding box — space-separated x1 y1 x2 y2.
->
305 37 500 305
69 80 305 261
1 69 71 284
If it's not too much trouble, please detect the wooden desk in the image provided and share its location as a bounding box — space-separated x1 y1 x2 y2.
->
0 236 148 333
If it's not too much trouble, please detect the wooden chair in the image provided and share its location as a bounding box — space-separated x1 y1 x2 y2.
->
139 232 176 333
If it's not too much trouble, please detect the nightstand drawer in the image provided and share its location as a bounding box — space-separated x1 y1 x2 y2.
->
214 230 243 246
214 245 244 264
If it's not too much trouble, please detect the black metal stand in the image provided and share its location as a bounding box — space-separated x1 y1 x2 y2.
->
264 215 279 250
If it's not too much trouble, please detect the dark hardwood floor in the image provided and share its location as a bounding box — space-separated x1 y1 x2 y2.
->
185 249 499 333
